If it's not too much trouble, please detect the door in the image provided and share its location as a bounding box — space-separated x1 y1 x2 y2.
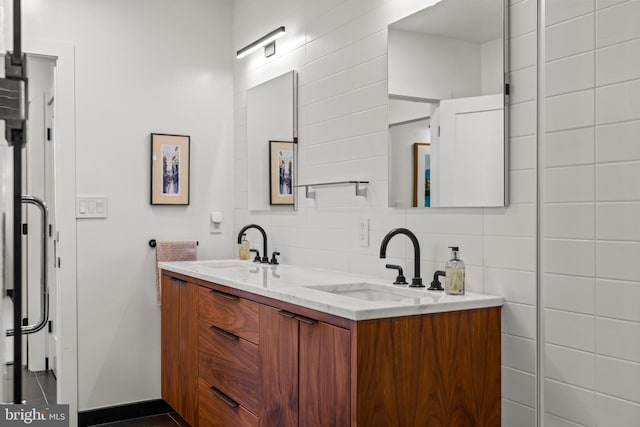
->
432 94 504 207
0 133 13 403
44 86 57 377
25 55 55 373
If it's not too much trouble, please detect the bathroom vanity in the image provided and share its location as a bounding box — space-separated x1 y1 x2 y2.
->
159 260 503 427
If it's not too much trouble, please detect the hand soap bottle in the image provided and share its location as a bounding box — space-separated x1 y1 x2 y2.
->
445 246 465 295
239 234 250 260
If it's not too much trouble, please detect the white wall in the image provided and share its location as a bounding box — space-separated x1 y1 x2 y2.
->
389 29 481 100
482 38 503 95
233 2 537 426
542 0 640 425
13 0 234 412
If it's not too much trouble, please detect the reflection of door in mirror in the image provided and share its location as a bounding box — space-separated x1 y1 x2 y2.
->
387 0 507 208
247 71 298 211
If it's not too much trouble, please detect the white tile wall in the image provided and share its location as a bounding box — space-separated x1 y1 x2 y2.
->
546 0 594 26
546 52 595 97
545 309 596 352
234 1 538 424
544 380 597 426
544 203 595 239
596 121 640 163
544 127 595 168
597 356 640 403
596 279 640 323
543 1 640 425
597 394 640 427
543 273 595 314
545 14 595 61
545 344 596 389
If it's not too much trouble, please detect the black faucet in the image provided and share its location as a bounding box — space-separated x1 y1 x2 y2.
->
379 228 424 288
237 224 269 263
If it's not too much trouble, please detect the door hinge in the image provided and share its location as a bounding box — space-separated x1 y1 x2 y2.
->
22 318 28 326
48 320 53 333
49 224 52 237
45 357 49 371
22 223 28 235
47 128 52 141
57 257 61 268
505 83 510 96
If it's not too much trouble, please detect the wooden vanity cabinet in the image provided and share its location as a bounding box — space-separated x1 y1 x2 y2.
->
161 271 501 427
160 275 198 426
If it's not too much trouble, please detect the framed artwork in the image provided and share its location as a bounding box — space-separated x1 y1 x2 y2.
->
150 133 190 205
413 142 431 208
269 140 295 205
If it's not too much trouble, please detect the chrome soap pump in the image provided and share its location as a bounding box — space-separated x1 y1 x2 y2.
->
445 246 465 295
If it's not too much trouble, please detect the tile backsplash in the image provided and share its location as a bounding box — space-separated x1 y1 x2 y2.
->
233 0 538 424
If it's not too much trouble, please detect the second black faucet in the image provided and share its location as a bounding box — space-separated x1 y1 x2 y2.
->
237 224 270 263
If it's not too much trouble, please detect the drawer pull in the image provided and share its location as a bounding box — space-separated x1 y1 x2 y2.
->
170 277 186 284
295 315 317 325
209 325 239 341
278 310 296 319
209 288 239 301
209 386 239 408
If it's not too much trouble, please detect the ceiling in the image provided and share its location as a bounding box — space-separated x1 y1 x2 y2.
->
390 0 503 44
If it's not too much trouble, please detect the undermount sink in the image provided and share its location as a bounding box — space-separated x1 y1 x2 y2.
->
196 260 255 269
307 282 428 302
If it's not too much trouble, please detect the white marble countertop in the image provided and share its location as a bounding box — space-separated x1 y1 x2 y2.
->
159 259 503 321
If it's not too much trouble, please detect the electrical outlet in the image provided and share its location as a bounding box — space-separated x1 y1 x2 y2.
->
359 217 369 247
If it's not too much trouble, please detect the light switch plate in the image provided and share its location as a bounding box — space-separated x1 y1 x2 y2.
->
76 196 108 219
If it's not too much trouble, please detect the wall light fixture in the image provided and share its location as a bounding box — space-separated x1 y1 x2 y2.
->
236 26 286 59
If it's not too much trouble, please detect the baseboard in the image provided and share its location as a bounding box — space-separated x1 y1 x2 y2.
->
78 399 173 426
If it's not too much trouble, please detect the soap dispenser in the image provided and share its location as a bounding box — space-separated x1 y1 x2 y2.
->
239 234 250 260
445 246 465 295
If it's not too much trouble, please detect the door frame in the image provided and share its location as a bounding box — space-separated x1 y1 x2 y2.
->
23 38 77 424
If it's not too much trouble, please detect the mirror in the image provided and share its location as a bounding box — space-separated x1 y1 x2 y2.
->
387 0 508 208
247 71 298 211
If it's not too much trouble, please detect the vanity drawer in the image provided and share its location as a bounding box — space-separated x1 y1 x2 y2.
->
199 286 260 345
199 378 259 427
199 321 260 415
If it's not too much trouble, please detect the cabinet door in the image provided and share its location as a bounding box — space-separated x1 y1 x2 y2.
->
260 306 299 427
179 281 199 426
299 319 351 427
160 275 198 426
161 275 181 412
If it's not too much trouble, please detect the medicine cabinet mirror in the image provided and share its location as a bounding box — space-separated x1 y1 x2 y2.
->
387 0 508 208
247 70 298 211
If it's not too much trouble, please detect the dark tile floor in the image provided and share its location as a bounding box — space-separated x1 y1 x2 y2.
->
4 365 57 405
6 365 189 427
